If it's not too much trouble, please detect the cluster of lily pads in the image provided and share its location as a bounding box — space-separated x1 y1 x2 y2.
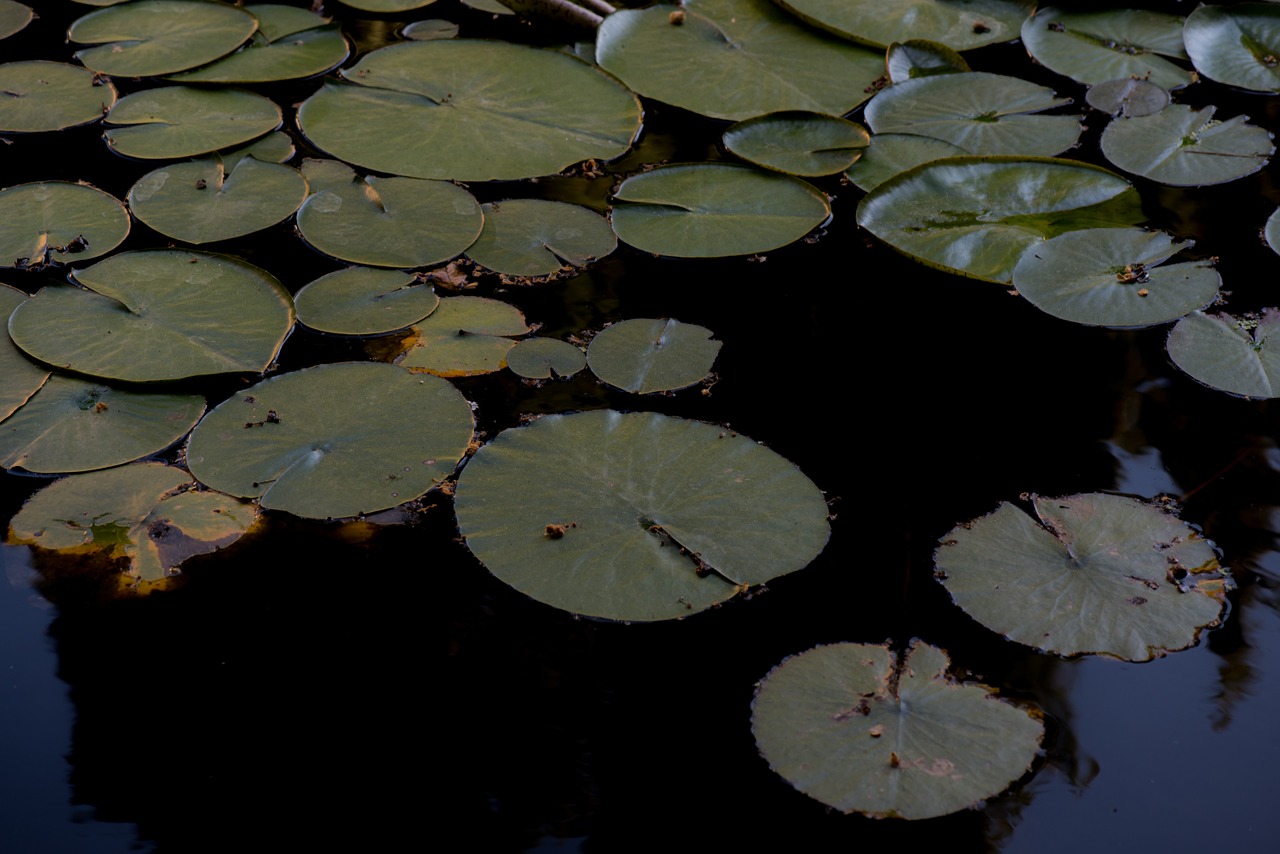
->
0 0 1258 826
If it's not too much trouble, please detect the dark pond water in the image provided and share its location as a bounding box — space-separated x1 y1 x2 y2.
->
4 1 1280 852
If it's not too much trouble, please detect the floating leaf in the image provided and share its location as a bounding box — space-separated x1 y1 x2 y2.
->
886 39 970 83
1100 104 1274 187
185 361 475 520
8 462 258 583
0 61 117 133
104 86 281 160
403 19 458 40
844 133 967 192
775 0 1033 50
722 112 869 177
596 0 884 121
935 493 1230 660
586 318 721 393
1184 2 1280 93
857 156 1142 283
1167 309 1280 398
0 181 130 269
466 199 615 277
0 0 32 40
297 40 641 181
1266 207 1280 257
342 0 437 9
505 338 585 380
0 375 203 474
168 4 348 83
454 409 830 621
1085 78 1169 118
9 250 294 383
221 130 295 168
294 266 438 335
1011 228 1219 328
397 296 530 377
461 0 512 13
0 285 49 422
611 164 831 258
752 641 1043 819
1020 7 1192 90
69 0 259 78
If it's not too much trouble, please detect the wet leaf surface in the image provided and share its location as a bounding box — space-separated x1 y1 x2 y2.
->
69 0 259 77
396 295 530 376
104 86 281 160
1184 2 1280 93
466 199 616 277
723 112 869 176
0 181 130 269
0 61 117 133
294 266 438 335
586 318 721 393
1100 104 1274 187
505 337 586 380
1167 308 1280 398
1020 6 1192 90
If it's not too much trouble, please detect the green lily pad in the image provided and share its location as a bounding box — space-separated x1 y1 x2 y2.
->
723 112 870 177
611 163 831 258
295 159 482 269
297 40 641 181
454 409 831 621
104 86 281 160
856 156 1143 283
466 199 616 277
0 376 204 474
775 0 1033 50
1011 228 1220 328
864 72 1082 157
461 0 512 13
935 493 1230 661
586 318 721 394
185 361 475 520
0 181 130 270
342 0 437 9
1020 7 1193 90
294 267 439 335
0 61 117 133
403 19 458 40
69 0 259 78
1184 2 1280 93
167 5 348 83
0 285 49 422
0 1 32 40
844 133 967 192
1266 207 1280 257
128 155 307 245
596 0 884 121
752 641 1044 819
1085 78 1169 118
505 338 585 380
397 296 530 377
1167 309 1280 398
1100 105 1274 187
886 39 970 83
8 462 258 583
8 250 294 383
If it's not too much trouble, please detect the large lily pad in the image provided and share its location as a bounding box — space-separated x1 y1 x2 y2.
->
1011 228 1220 328
1020 7 1193 90
297 40 641 181
397 296 530 376
751 641 1043 819
934 493 1230 661
774 0 1032 50
0 375 204 474
596 0 884 121
723 112 870 177
69 0 259 78
1167 309 1280 398
586 318 721 394
454 409 831 621
856 156 1143 283
8 462 258 583
0 61 117 133
0 285 49 422
0 181 130 269
611 164 831 258
104 86 281 160
8 250 294 383
185 361 475 520
466 199 616 278
1100 105 1274 187
1184 2 1280 93
844 133 967 192
294 267 439 335
0 1 32 40
167 5 348 83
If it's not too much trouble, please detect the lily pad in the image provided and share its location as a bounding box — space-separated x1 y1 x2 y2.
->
342 0 437 9
751 641 1043 819
886 39 970 83
0 375 204 474
0 61 117 133
935 493 1230 660
864 72 1082 157
466 199 615 278
611 163 831 258
104 86 281 160
1011 228 1220 328
128 155 308 245
185 361 475 520
462 0 512 13
1020 7 1193 90
723 112 870 177
1085 78 1169 118
294 266 439 335
1184 2 1280 93
167 5 348 83
0 285 49 421
8 250 294 383
1266 207 1280 257
8 462 258 583
403 19 458 40
1100 105 1274 187
0 1 32 40
295 159 483 269
856 156 1143 283
397 296 530 377
1167 309 1280 398
69 0 259 78
586 318 721 393
844 133 967 192
0 181 130 269
505 338 585 380
453 409 831 621
221 131 295 168
596 0 884 121
774 0 1033 50
297 40 641 181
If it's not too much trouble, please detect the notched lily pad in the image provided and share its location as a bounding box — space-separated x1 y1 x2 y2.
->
1100 104 1274 187
1021 7 1193 90
295 266 439 336
886 40 970 83
1086 78 1169 118
1184 2 1280 93
723 112 870 177
104 86 281 160
69 0 259 78
844 133 967 192
935 493 1231 661
506 338 586 380
466 199 616 278
0 284 49 422
0 181 130 270
752 640 1044 819
587 318 721 393
774 0 1032 51
0 61 118 133
167 4 349 84
396 295 530 377
1167 308 1280 398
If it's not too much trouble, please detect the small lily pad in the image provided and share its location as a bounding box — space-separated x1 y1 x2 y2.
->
1167 309 1280 398
0 285 49 421
403 19 458 40
0 61 117 133
844 133 967 192
886 39 970 83
0 0 32 40
723 112 870 177
935 493 1230 661
466 199 616 277
1100 104 1274 187
1184 2 1280 93
104 86 281 160
185 361 476 520
505 338 585 380
1085 78 1169 118
167 5 349 83
752 640 1044 819
586 318 721 394
69 0 259 78
342 0 437 9
294 266 439 335
453 409 831 621
0 181 130 270
1266 208 1280 257
397 296 530 377
1021 7 1193 90
775 0 1032 51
